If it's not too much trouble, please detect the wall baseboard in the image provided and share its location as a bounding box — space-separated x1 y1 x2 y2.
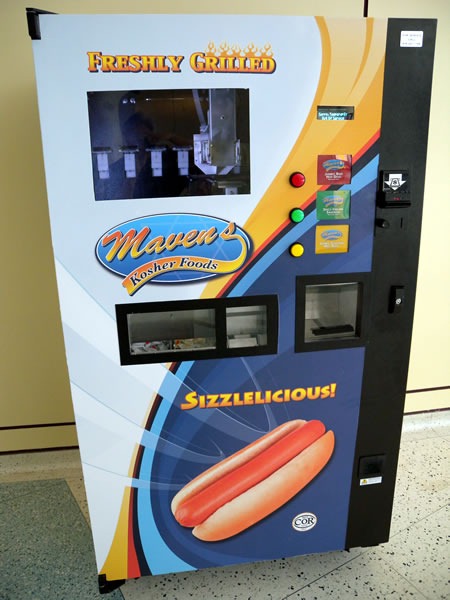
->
404 387 450 414
0 424 78 453
1 386 448 452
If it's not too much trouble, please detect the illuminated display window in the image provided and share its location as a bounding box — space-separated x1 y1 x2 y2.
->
317 106 354 120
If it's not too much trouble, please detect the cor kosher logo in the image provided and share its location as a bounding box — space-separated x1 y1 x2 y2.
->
292 512 317 532
96 213 251 295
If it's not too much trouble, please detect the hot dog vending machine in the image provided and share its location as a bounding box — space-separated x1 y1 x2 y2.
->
28 10 436 592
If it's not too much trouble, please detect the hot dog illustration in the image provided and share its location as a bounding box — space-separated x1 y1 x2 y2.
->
171 419 334 541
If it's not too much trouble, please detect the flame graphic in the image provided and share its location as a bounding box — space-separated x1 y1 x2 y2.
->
205 41 273 59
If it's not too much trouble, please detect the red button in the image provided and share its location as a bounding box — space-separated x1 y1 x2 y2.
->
290 172 306 188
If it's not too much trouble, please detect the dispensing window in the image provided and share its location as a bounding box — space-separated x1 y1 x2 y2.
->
127 308 217 355
295 274 368 352
226 305 268 349
116 295 278 365
305 283 360 341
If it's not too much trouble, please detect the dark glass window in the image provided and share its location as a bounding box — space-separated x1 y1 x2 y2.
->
88 88 250 200
295 274 369 352
116 296 278 365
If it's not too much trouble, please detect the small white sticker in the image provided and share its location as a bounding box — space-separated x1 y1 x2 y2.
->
400 31 424 48
360 476 383 486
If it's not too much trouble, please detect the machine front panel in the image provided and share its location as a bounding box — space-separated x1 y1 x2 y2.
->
28 12 436 585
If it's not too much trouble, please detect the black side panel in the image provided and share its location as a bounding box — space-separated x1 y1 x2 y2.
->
345 18 437 549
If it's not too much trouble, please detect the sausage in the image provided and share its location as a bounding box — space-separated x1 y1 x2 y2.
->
175 420 325 527
171 419 306 515
171 420 334 541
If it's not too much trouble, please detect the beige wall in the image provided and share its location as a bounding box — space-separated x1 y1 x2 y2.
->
1 0 448 451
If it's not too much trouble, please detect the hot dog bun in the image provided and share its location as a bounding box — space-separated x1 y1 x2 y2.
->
171 420 334 541
193 430 334 541
175 420 326 527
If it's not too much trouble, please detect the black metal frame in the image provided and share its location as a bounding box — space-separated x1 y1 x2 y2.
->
116 295 279 365
98 574 125 595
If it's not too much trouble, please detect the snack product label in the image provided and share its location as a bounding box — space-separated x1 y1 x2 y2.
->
315 225 350 253
317 154 352 184
316 191 351 220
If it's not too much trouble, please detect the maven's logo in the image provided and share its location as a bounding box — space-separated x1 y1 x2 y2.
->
96 213 251 295
323 195 344 207
323 159 345 172
321 229 343 241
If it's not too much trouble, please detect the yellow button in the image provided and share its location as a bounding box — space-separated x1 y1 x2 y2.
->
289 243 304 258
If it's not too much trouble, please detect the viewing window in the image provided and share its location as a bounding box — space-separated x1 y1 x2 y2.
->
304 282 360 342
226 305 268 349
87 88 250 200
127 308 216 355
116 296 277 365
295 274 368 352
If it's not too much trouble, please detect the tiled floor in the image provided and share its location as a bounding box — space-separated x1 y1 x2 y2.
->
0 411 448 600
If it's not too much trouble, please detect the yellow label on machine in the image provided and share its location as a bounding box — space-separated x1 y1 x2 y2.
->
315 225 349 254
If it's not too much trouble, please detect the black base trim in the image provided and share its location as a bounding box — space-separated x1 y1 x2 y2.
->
98 574 126 595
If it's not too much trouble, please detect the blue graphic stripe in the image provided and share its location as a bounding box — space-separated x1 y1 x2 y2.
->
137 406 195 574
136 363 200 571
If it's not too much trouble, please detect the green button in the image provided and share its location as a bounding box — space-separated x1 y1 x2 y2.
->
290 208 305 223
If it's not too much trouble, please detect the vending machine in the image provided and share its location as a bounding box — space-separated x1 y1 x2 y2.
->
27 10 436 593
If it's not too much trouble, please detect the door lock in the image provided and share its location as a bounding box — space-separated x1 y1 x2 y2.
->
389 286 405 313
